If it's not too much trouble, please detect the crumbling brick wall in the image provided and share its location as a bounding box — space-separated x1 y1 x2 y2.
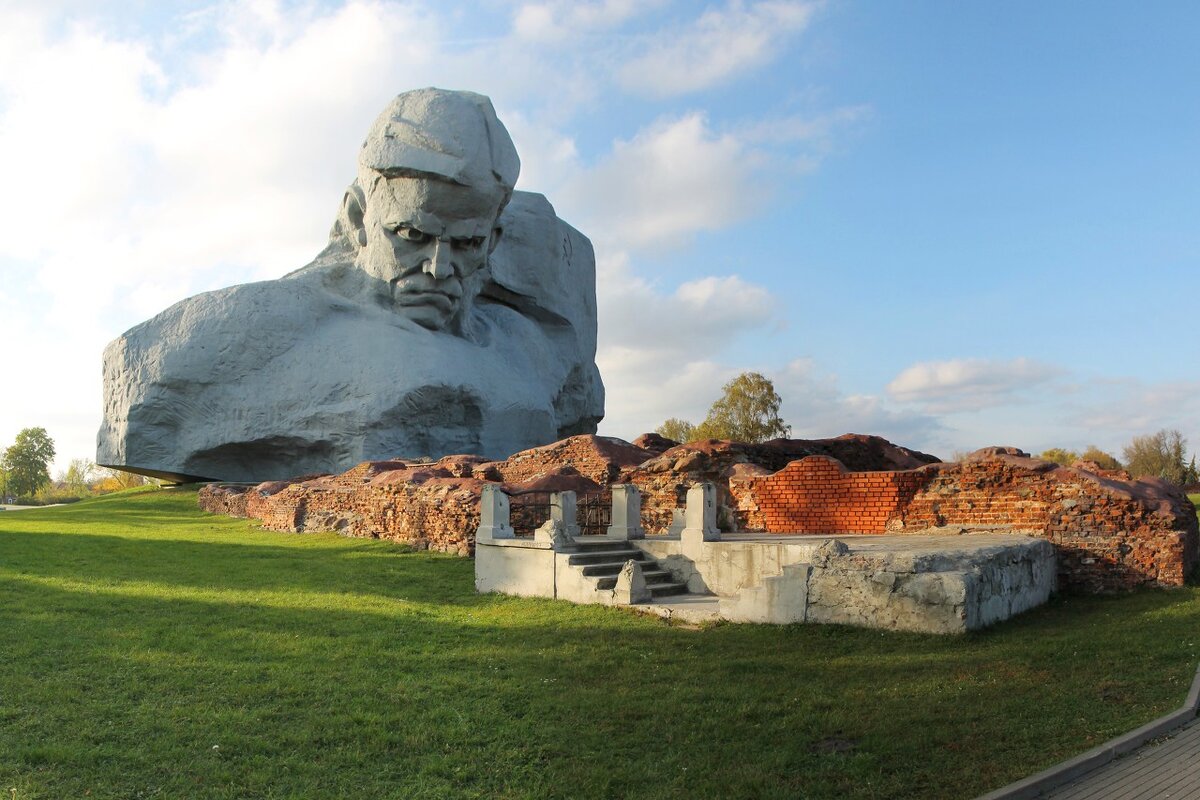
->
896 455 1198 592
199 474 484 556
727 451 1199 592
495 436 648 486
196 435 1199 593
197 483 251 518
731 456 932 533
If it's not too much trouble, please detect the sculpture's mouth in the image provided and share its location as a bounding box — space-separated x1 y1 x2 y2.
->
394 289 457 312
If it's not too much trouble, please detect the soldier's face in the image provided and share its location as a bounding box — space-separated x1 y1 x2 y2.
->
358 176 500 331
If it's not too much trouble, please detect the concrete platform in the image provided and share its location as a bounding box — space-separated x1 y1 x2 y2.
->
477 528 1058 633
636 532 1057 633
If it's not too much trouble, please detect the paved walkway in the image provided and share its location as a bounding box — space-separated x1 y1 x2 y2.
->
1046 718 1200 799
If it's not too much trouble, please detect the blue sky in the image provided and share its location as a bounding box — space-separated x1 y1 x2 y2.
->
1 0 1197 474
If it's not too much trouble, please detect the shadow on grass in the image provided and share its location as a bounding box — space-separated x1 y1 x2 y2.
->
0 529 483 606
3 489 1200 798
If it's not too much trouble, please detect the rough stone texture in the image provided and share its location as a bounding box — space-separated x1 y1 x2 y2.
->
100 89 603 482
636 533 1056 632
801 535 1057 633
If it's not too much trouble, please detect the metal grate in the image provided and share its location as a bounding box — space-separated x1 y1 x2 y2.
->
505 489 613 537
577 491 611 537
508 490 553 536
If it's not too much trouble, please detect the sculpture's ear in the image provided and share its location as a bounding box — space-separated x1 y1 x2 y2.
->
488 225 503 255
330 181 367 250
347 184 368 248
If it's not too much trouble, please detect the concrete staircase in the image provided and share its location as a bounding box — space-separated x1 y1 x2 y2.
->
563 537 690 599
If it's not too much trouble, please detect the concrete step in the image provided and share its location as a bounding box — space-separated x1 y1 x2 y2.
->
594 570 675 590
567 549 651 566
580 560 668 577
649 582 690 598
568 537 632 551
632 594 721 624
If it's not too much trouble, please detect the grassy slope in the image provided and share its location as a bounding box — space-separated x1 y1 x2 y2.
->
2 489 1200 800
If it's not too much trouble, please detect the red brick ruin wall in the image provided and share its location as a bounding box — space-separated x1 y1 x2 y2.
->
202 477 482 556
896 458 1199 592
732 456 932 534
730 455 1199 592
197 435 1200 594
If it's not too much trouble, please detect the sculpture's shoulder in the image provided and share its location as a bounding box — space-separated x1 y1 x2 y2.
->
103 270 345 368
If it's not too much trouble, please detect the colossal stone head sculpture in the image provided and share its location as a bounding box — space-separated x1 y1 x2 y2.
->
98 88 605 482
351 90 519 333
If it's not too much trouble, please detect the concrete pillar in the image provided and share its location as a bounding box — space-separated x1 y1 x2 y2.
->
606 484 645 540
476 484 514 541
550 490 581 540
667 508 686 537
681 482 720 547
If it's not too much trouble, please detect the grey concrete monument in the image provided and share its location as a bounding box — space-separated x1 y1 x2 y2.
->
98 88 604 482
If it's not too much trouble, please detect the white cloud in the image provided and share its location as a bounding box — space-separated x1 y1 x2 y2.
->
776 359 944 451
597 257 776 348
560 112 764 251
886 357 1063 413
512 0 663 42
618 0 818 97
593 252 778 437
1065 378 1200 446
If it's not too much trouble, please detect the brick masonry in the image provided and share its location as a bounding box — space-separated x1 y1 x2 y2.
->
731 456 932 534
729 451 1199 592
197 436 1199 594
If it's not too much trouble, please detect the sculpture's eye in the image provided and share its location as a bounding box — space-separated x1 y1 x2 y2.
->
394 225 432 244
451 236 486 251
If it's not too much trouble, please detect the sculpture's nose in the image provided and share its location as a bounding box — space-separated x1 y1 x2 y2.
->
423 240 454 280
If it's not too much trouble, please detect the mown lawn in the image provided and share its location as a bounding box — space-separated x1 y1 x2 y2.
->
2 488 1199 800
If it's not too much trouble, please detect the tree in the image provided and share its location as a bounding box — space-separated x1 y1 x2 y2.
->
655 418 697 444
694 372 791 443
1079 446 1122 471
2 427 56 498
1039 448 1079 466
1122 429 1190 485
63 458 96 496
653 372 791 445
94 467 149 493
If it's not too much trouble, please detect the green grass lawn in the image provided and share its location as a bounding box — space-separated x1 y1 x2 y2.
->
2 489 1200 799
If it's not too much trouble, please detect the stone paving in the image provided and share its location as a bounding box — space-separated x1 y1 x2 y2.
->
1047 718 1200 799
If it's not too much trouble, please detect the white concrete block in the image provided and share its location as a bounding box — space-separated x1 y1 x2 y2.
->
607 484 645 540
477 485 514 540
612 560 651 605
682 483 720 542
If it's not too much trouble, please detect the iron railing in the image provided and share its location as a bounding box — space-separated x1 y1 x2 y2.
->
506 490 612 537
